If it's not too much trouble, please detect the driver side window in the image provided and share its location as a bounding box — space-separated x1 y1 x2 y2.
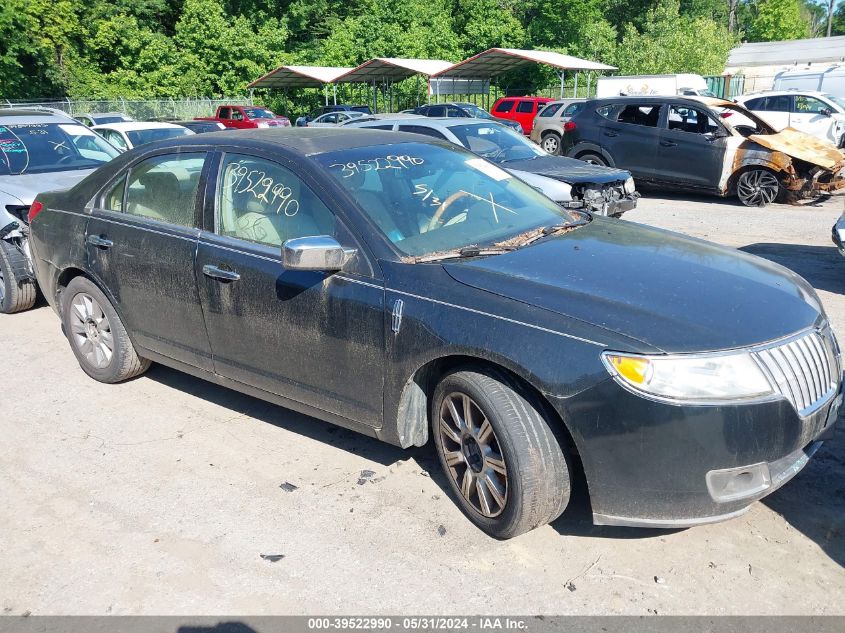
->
667 105 721 135
217 154 335 248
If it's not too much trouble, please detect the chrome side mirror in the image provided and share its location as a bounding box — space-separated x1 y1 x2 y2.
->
282 235 356 271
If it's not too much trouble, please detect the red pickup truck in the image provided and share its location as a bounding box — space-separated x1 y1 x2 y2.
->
196 105 290 129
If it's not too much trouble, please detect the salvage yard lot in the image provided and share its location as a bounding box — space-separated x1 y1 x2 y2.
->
1 194 843 615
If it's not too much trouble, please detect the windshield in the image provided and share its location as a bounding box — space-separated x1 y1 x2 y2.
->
243 107 276 119
460 104 495 120
823 94 845 110
449 123 545 163
712 103 776 135
314 142 577 258
0 122 119 175
126 127 192 147
95 115 129 124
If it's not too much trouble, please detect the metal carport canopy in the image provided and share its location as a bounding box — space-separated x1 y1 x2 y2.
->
432 48 616 78
248 65 354 89
333 58 455 83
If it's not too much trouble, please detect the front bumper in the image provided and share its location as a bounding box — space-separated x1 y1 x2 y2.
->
553 376 842 528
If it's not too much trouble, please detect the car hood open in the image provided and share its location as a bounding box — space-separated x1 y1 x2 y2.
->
503 156 630 185
443 218 821 353
749 127 845 170
0 170 95 205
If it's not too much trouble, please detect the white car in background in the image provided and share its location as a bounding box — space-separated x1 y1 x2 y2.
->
306 111 368 127
735 91 845 147
91 121 194 151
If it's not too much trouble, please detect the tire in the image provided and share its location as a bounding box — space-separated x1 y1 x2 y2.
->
0 241 36 314
578 152 607 166
431 366 571 539
735 169 780 207
61 276 150 383
540 132 562 155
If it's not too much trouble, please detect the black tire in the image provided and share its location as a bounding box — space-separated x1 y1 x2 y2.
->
0 241 36 314
540 132 562 155
61 276 150 383
578 152 607 166
735 169 780 207
431 366 571 539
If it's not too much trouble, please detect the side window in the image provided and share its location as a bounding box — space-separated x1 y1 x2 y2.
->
446 106 462 118
366 125 394 130
794 95 828 113
596 105 615 119
217 153 335 248
219 107 231 120
516 101 535 114
744 97 765 110
398 125 448 140
323 113 339 124
415 106 430 116
124 153 205 227
562 103 584 118
616 104 661 127
667 105 721 134
494 100 515 114
104 130 127 150
101 174 127 212
539 103 562 118
231 109 244 121
765 95 791 112
427 105 447 117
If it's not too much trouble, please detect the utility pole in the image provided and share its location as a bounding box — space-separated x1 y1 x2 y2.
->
728 0 738 33
827 0 835 37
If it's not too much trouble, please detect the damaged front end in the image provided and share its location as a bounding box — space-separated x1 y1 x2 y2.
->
570 181 639 218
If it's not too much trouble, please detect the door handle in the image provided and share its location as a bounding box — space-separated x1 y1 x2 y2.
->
86 235 113 248
660 140 677 147
202 264 241 282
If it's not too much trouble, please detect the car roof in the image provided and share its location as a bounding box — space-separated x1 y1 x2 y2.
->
586 95 734 108
350 117 503 131
91 121 187 131
133 127 449 155
494 96 553 101
0 109 79 124
736 90 830 99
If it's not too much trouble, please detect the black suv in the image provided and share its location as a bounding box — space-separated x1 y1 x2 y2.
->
561 96 845 207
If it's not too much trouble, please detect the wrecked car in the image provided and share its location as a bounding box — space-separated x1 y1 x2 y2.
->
562 95 845 207
346 116 638 217
0 109 120 313
29 129 843 538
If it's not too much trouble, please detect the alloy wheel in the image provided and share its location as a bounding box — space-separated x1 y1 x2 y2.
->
541 135 560 154
736 170 779 207
438 392 508 518
69 293 114 369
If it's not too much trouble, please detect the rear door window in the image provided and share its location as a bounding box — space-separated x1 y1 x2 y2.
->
538 103 562 118
516 101 535 114
427 105 447 117
494 100 515 114
562 103 585 118
124 153 206 227
764 95 791 112
616 104 661 127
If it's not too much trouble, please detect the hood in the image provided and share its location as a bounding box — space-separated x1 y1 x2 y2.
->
443 218 821 353
0 170 95 205
503 156 631 185
749 127 845 170
508 169 573 202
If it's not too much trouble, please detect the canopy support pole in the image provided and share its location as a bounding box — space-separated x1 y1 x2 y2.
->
559 70 565 99
574 72 579 98
324 84 328 105
333 84 337 105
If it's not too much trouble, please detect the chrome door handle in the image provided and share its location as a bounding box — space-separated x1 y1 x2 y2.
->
86 235 113 248
202 264 241 282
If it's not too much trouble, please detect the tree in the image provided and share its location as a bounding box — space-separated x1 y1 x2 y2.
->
746 0 812 41
831 1 845 34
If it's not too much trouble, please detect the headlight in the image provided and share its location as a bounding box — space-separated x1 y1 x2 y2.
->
623 177 636 194
602 351 774 403
256 122 270 128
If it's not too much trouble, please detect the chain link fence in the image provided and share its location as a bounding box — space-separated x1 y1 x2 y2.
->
1 97 254 121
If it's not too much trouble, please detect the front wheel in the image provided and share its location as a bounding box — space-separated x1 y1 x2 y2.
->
0 241 36 314
432 367 571 539
736 169 780 207
540 132 562 155
61 276 150 383
578 152 607 166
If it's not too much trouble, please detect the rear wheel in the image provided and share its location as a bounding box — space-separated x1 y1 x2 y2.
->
540 132 562 155
431 367 571 539
61 276 150 383
0 241 36 314
736 169 780 207
578 152 607 166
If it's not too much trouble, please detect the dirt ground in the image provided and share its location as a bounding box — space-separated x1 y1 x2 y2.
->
0 192 843 615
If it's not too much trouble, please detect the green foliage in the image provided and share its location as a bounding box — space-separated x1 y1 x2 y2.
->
745 0 812 41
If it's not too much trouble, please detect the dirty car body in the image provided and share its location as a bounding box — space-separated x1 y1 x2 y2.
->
563 96 845 207
29 129 843 536
346 117 638 217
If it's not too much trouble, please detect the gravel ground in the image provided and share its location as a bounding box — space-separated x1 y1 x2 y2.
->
0 192 843 615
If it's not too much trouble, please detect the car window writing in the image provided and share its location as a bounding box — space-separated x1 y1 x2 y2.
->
217 154 335 248
794 96 828 114
124 153 205 227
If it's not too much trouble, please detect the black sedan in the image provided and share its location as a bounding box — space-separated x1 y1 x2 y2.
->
29 129 843 538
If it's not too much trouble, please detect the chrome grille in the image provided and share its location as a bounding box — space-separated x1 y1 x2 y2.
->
753 328 842 416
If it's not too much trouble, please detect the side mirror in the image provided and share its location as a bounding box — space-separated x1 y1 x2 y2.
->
820 107 833 117
282 235 356 272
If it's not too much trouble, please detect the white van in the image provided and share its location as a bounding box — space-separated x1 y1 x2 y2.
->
595 74 716 98
773 66 845 98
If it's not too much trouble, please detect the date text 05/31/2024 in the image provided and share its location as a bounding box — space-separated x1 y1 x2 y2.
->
307 618 528 631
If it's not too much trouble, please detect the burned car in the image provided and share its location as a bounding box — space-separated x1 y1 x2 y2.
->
0 109 119 313
562 96 845 207
346 116 638 217
29 129 842 538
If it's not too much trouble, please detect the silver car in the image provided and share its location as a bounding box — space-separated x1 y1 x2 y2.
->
0 110 120 312
530 99 586 154
307 111 368 127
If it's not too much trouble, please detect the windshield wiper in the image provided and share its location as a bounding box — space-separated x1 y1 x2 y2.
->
411 246 514 263
497 217 592 250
